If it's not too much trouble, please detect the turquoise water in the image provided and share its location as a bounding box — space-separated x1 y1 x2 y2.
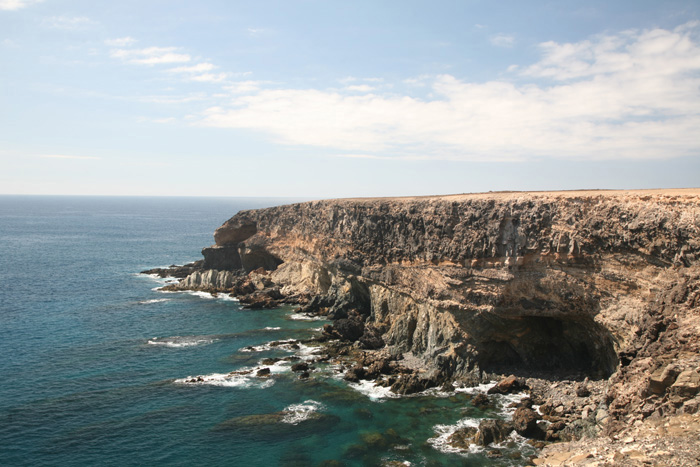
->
0 196 532 466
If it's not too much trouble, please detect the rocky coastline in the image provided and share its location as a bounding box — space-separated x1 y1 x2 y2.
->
145 189 700 465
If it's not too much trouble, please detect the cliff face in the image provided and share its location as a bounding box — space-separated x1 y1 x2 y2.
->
179 189 700 432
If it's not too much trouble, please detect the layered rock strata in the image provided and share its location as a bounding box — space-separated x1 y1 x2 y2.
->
160 189 700 453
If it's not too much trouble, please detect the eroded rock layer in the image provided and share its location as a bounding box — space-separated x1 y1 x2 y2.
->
168 189 700 442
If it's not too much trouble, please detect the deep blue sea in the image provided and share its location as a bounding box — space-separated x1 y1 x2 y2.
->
0 196 533 466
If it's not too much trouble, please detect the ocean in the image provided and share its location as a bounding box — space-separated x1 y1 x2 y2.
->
0 195 533 466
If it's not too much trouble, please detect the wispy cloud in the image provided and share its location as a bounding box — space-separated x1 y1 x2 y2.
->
198 23 700 162
43 16 97 30
490 33 515 48
224 80 264 94
111 46 191 65
164 62 229 83
105 37 137 47
0 0 42 11
345 84 375 92
247 27 269 36
167 62 216 73
108 40 246 87
189 72 230 83
40 154 100 160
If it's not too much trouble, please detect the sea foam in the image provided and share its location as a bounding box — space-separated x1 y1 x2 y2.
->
148 336 217 348
280 400 325 425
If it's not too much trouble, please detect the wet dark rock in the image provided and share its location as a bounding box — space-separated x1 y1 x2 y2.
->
471 393 492 409
512 407 545 439
343 364 366 383
291 362 309 372
486 449 503 458
140 261 204 278
475 419 514 446
446 426 477 450
256 367 271 377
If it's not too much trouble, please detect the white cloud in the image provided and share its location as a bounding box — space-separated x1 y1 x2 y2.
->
167 63 216 73
345 84 375 92
247 27 269 36
111 46 191 65
224 81 263 93
198 23 700 162
43 16 97 30
490 33 515 48
189 72 230 83
0 0 42 11
105 37 137 47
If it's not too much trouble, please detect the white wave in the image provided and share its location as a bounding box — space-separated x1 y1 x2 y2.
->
140 273 170 281
428 417 483 455
288 313 326 321
239 339 298 353
493 430 533 452
218 294 239 302
428 385 532 456
175 367 278 389
347 379 398 401
148 336 217 348
139 298 171 304
281 400 325 425
296 343 324 359
484 389 531 417
454 381 497 394
174 372 273 389
264 326 281 330
188 291 217 299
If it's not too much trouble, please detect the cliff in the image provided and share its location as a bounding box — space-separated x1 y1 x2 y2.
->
163 188 700 462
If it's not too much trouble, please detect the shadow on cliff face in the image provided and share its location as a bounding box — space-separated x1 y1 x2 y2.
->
473 314 618 380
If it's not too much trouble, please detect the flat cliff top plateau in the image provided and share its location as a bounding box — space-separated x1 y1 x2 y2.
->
338 187 700 203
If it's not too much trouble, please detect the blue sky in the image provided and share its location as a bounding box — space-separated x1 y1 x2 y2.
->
1 0 699 197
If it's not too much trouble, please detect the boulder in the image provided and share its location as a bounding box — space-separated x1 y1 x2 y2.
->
488 375 527 395
471 393 492 409
474 419 514 446
447 426 478 450
512 407 545 439
649 364 681 395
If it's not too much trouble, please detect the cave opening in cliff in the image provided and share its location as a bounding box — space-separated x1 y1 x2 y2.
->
476 315 618 379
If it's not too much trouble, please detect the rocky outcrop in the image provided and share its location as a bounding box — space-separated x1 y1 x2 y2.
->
163 189 700 447
176 269 238 290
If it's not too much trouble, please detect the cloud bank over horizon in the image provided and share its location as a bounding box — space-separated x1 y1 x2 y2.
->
192 23 700 162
